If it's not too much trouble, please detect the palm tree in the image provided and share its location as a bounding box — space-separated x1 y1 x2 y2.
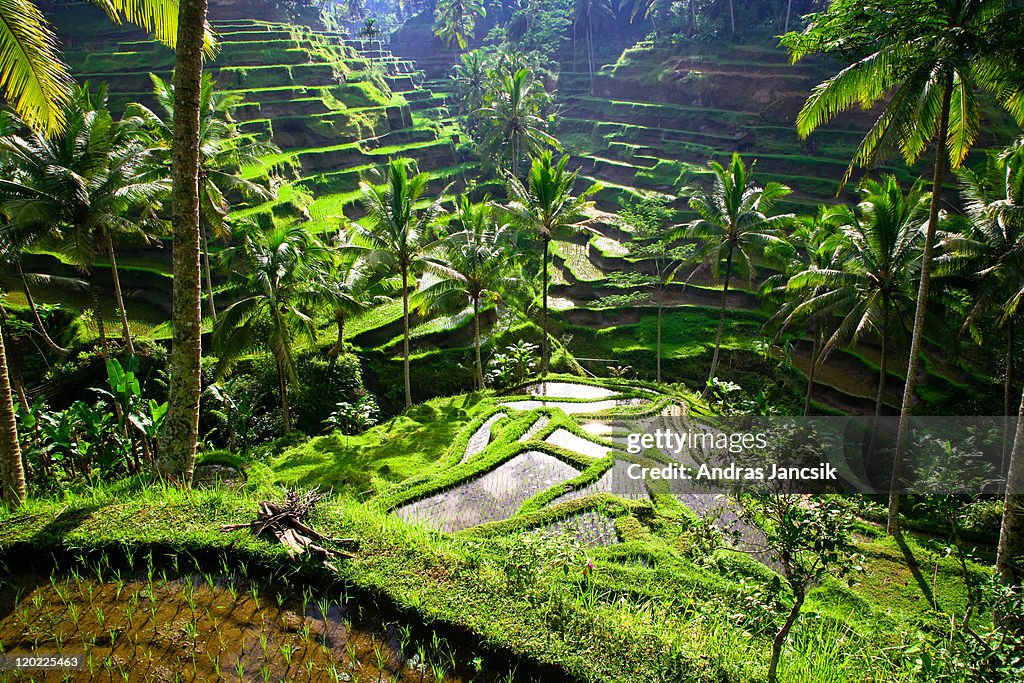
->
214 224 329 434
762 209 841 416
945 147 1024 424
450 50 489 137
942 142 1024 597
479 68 560 178
351 158 445 409
669 153 793 391
785 176 929 417
0 323 25 506
162 0 213 486
0 0 211 138
129 73 278 322
318 233 399 357
433 0 486 52
0 212 69 355
571 0 613 91
503 152 598 375
0 85 166 356
419 194 521 390
784 0 1024 535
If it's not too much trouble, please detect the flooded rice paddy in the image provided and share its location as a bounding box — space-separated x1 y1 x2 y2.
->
0 554 540 682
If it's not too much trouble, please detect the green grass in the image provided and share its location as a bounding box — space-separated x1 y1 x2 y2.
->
269 394 484 495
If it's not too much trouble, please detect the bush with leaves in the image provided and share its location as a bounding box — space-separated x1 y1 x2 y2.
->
486 340 538 389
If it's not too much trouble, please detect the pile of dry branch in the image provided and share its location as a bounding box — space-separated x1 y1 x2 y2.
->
220 488 357 569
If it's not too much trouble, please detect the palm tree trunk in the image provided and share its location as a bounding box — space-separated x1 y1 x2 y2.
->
1004 317 1015 477
278 359 291 434
541 236 550 376
17 261 66 355
997 383 1024 610
689 0 697 33
888 74 954 536
473 297 484 390
91 275 110 357
161 0 209 487
706 247 734 390
587 15 595 96
656 304 663 385
0 325 25 506
402 266 412 408
728 0 735 37
784 0 792 32
804 324 820 417
875 300 889 418
328 309 346 357
201 227 217 322
105 237 135 355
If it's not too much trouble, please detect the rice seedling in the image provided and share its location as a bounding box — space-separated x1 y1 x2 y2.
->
68 603 81 626
260 664 271 683
429 658 447 683
281 643 295 665
234 657 246 680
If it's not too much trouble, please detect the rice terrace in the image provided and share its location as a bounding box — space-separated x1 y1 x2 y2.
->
1 0 1024 681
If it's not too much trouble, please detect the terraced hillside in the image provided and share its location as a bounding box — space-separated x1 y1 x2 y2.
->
535 39 1000 417
13 8 471 348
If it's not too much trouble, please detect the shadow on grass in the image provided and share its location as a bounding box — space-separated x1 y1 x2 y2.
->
894 531 941 613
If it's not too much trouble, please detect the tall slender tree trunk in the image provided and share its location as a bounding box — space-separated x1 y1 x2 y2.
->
706 247 734 391
90 275 110 357
1004 317 1015 477
0 326 25 506
105 237 135 355
201 227 217 322
587 15 595 96
728 0 735 37
328 309 346 357
804 324 821 417
17 262 66 355
278 360 291 434
473 297 484 390
656 304 663 385
402 266 412 408
162 0 209 487
888 75 953 536
997 384 1024 618
784 0 792 32
875 300 889 418
541 236 550 376
689 0 697 34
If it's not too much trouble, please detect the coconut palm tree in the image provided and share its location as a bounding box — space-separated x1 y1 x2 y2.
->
761 208 841 416
162 0 214 486
784 176 929 417
944 146 1024 425
213 224 330 434
450 50 489 137
418 194 521 390
0 0 211 138
503 152 598 375
571 0 613 91
669 153 793 391
0 322 24 506
784 0 1024 535
479 68 560 178
129 73 278 322
0 84 167 356
317 231 399 357
350 158 446 408
433 0 486 52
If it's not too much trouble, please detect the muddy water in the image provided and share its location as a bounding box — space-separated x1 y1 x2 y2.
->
0 565 520 682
